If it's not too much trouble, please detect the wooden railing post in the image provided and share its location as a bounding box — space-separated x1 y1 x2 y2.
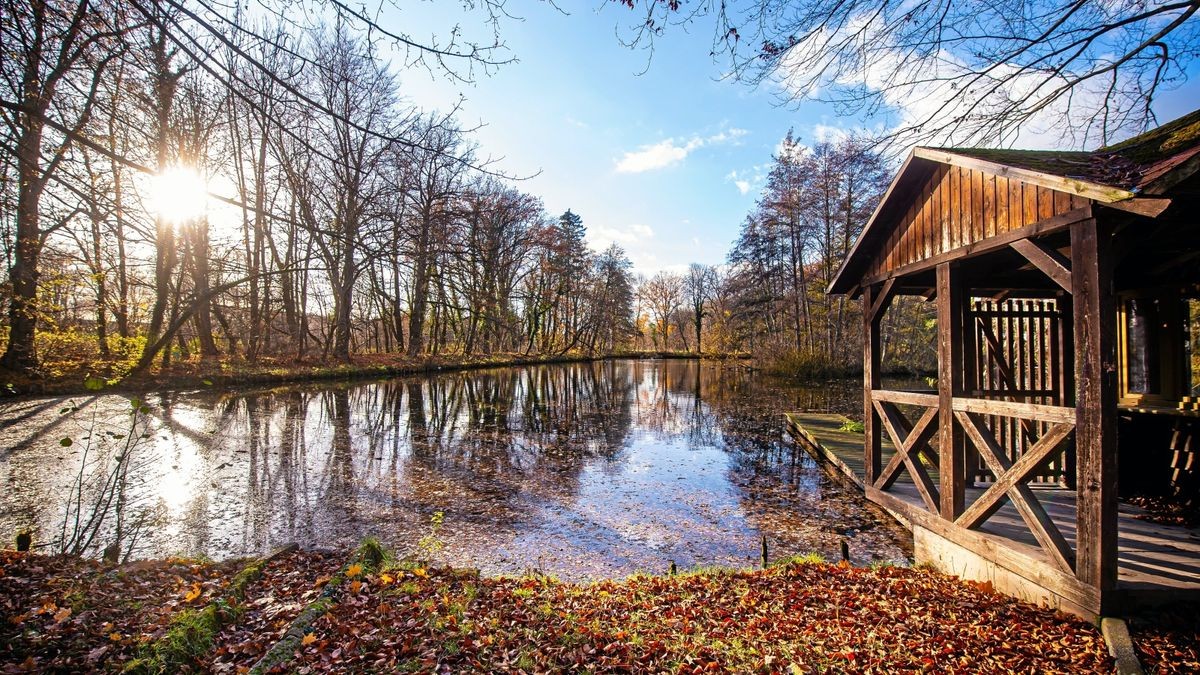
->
937 263 966 519
1070 213 1117 608
864 284 882 485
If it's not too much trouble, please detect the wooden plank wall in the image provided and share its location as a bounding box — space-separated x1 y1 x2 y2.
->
967 298 1072 485
868 166 1090 280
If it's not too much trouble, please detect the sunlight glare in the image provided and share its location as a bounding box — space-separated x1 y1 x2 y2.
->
150 166 208 224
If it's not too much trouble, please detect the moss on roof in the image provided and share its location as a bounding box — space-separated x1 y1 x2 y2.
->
933 108 1200 192
1099 108 1200 164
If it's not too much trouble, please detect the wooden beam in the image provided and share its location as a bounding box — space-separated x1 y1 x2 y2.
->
860 207 1092 288
955 413 1077 574
1070 217 1119 606
872 400 939 491
1104 197 1171 218
876 400 941 513
951 397 1076 424
937 263 966 520
871 389 939 407
956 414 1075 527
1010 239 1073 294
868 277 898 321
863 284 882 485
865 485 1101 613
913 148 1135 204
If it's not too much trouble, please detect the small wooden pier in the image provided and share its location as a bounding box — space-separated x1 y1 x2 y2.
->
822 108 1200 619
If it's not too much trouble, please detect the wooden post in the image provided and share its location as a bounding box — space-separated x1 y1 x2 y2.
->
864 284 882 484
937 263 966 519
1070 214 1117 608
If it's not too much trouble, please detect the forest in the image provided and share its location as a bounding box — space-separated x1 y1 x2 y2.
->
0 0 938 388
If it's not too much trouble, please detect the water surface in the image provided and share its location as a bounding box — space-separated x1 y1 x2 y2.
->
0 359 910 579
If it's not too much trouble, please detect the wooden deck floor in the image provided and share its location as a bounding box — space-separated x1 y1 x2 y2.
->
786 412 1200 602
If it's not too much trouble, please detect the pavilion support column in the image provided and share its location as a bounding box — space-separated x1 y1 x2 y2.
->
1070 214 1118 608
863 284 882 485
937 263 966 519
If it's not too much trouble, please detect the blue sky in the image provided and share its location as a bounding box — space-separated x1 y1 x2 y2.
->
386 3 1200 277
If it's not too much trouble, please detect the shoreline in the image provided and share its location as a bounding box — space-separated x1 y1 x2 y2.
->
0 350 752 399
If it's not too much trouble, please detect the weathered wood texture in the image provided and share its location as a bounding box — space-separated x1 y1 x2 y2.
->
863 284 888 485
1070 217 1119 603
786 413 1200 618
966 297 1072 484
866 166 1090 282
937 263 966 519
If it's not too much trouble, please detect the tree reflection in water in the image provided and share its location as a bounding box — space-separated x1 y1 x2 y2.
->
0 360 910 578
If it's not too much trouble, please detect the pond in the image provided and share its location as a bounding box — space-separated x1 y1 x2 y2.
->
0 359 911 580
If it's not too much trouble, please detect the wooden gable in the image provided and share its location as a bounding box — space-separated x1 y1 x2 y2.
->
862 164 1090 285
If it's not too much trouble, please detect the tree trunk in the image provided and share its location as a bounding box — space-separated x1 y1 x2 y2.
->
1 98 50 372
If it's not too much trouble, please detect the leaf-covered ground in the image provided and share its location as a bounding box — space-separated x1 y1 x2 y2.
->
289 560 1113 673
1128 603 1200 674
201 549 342 673
0 551 243 671
4 549 1198 673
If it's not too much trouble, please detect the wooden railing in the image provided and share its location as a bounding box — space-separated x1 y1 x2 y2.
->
867 389 1078 574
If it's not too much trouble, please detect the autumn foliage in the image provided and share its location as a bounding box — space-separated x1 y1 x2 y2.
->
3 548 1195 673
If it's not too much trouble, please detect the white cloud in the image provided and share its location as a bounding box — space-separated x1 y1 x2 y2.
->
812 123 849 143
615 127 749 173
589 223 655 246
774 9 1100 149
726 167 765 196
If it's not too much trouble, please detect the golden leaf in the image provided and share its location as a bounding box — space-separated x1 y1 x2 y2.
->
184 582 202 603
109 632 122 642
349 580 363 594
379 573 394 586
301 633 317 647
346 563 363 578
413 567 428 578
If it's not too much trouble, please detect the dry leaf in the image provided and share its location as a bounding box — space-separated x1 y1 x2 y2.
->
346 563 363 578
301 633 317 647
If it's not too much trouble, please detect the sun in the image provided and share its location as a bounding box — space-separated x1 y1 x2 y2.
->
149 166 208 224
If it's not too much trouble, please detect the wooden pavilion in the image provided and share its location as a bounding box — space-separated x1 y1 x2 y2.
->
828 109 1200 618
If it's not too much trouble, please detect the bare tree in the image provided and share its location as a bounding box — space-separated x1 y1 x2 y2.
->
639 271 683 351
0 0 124 371
613 0 1200 148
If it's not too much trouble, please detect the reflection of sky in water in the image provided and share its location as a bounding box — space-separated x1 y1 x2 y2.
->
0 360 911 579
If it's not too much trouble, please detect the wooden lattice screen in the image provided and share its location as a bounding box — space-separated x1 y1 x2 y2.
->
967 297 1074 485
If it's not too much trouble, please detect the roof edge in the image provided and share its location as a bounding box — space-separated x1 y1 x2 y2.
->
912 148 1136 203
828 150 926 296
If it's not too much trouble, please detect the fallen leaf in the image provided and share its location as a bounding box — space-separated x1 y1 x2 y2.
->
301 633 317 647
346 564 363 578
